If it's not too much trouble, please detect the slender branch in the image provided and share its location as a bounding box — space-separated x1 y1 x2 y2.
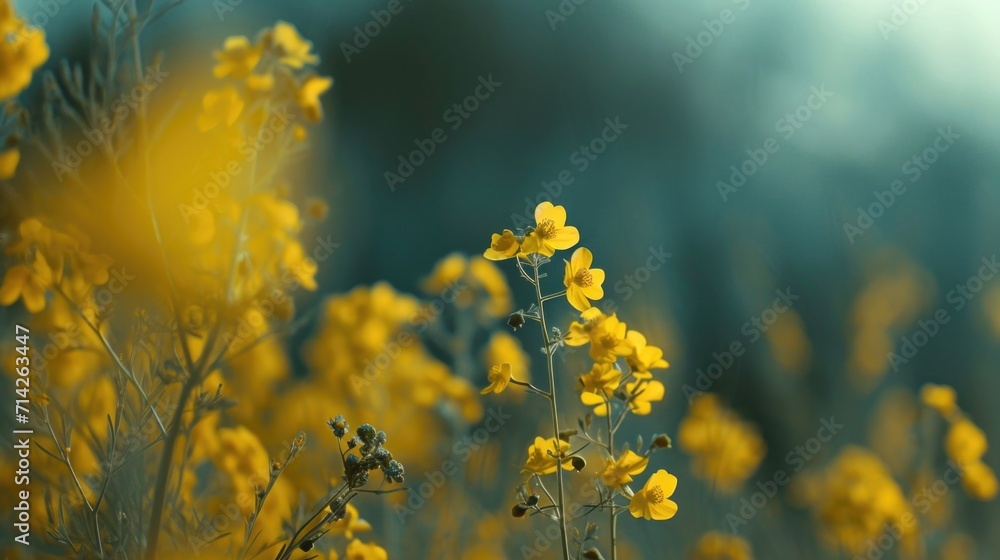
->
531 260 571 560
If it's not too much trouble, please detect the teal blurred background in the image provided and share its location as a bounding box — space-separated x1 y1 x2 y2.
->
20 0 1000 555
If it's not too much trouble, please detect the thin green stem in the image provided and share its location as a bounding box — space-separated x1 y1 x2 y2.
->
606 397 617 560
532 261 571 560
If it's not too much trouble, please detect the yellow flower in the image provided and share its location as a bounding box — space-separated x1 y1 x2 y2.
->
344 539 388 560
468 257 512 317
920 383 957 419
588 313 633 363
677 394 765 493
327 504 372 539
628 469 678 520
484 229 520 260
625 330 668 378
481 363 512 395
579 362 621 415
213 36 261 79
689 531 754 560
961 461 998 501
0 147 19 179
483 331 530 384
600 450 649 487
197 86 244 132
269 21 319 68
0 8 49 99
422 252 466 294
624 379 664 416
521 436 571 475
520 202 579 257
946 419 988 465
296 75 333 122
564 307 607 347
0 252 53 312
563 247 605 311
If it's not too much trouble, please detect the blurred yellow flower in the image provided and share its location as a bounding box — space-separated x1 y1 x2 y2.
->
961 460 998 501
689 531 753 560
600 450 649 487
481 363 512 395
678 394 765 493
945 419 988 465
269 21 319 68
213 35 261 79
327 504 372 539
198 86 245 131
0 253 53 313
483 229 520 260
579 362 621 414
297 75 333 122
521 436 571 475
921 383 958 419
563 247 605 311
520 201 579 257
587 313 634 363
0 2 49 99
0 146 19 179
564 307 607 346
628 469 678 520
344 538 388 560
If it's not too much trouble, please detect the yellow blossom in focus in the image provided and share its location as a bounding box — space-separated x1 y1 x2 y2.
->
198 86 244 131
625 330 668 378
269 21 319 68
520 202 579 257
297 75 333 122
678 394 765 493
563 247 605 312
587 313 634 363
921 383 958 419
564 307 607 346
579 362 622 415
689 531 753 560
483 229 520 260
483 331 530 384
213 36 261 79
628 469 678 520
624 378 664 416
481 363 512 395
0 146 19 179
521 436 571 475
601 450 649 487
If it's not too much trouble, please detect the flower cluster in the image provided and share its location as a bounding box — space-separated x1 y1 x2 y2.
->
0 0 49 180
481 201 678 559
800 446 917 555
202 21 331 134
921 384 998 500
678 394 765 494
